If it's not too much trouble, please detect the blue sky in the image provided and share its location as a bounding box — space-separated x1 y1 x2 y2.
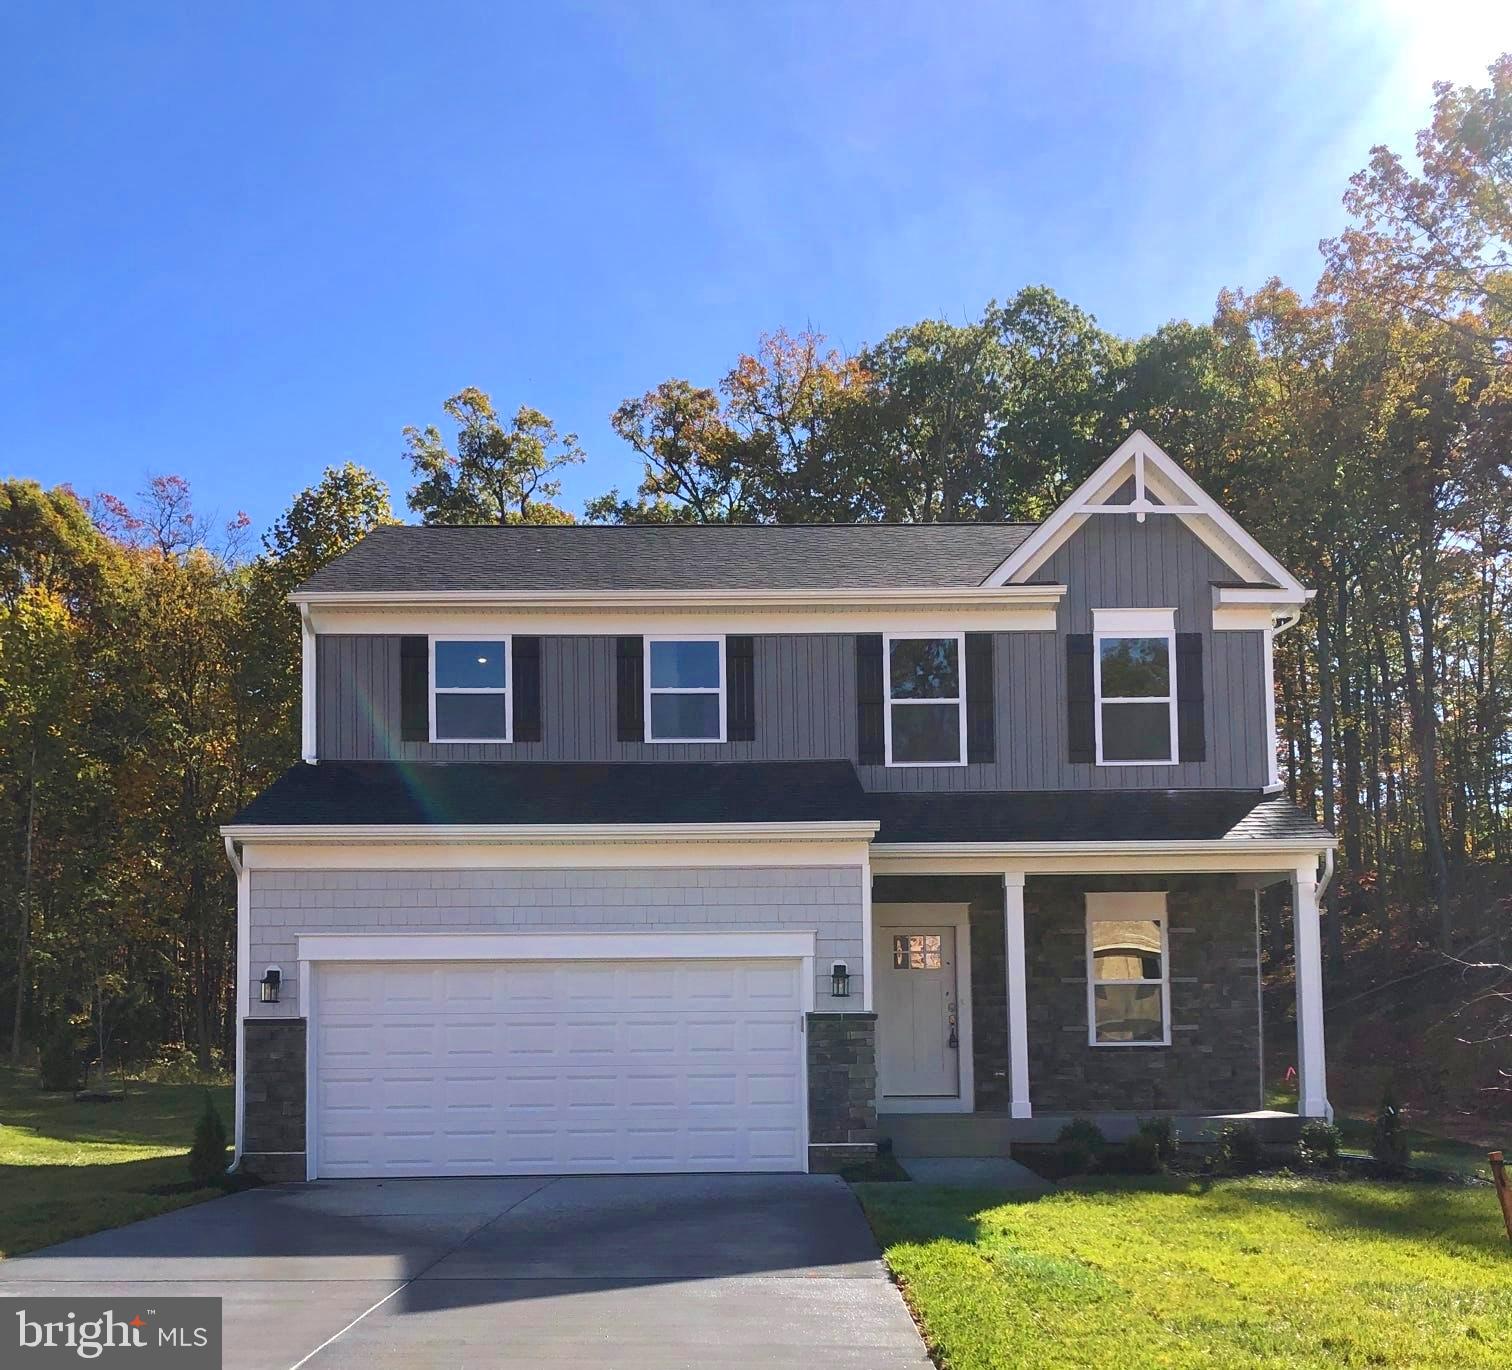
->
3 1 1508 539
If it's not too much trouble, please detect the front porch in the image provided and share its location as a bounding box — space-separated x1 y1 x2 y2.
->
861 861 1330 1158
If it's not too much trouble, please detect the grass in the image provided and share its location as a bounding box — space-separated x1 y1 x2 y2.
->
858 1175 1512 1369
1265 1086 1500 1179
0 1062 234 1258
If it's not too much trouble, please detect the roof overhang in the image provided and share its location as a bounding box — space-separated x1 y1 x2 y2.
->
221 820 881 845
871 836 1334 877
291 585 1067 635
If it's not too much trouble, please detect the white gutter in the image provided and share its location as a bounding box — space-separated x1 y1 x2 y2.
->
870 836 1337 858
287 585 1066 610
220 820 882 844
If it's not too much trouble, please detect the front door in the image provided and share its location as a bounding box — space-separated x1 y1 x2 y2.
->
876 926 959 1099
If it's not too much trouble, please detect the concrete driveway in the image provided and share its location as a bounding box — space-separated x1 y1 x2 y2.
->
0 1174 929 1368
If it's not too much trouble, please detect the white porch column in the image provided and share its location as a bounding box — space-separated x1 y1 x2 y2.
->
1292 862 1332 1121
1003 871 1031 1119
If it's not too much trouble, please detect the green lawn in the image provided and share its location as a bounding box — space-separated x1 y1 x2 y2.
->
858 1175 1512 1369
0 1063 234 1258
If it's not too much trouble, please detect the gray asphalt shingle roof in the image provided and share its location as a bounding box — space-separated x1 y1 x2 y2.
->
295 522 1040 594
228 763 1332 847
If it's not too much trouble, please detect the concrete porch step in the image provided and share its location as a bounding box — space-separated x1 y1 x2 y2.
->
879 1109 1303 1156
880 1112 1017 1157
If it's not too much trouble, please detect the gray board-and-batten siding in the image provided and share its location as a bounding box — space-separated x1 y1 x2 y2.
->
314 513 1270 791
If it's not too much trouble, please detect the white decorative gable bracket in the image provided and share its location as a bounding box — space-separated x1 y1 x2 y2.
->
981 431 1310 603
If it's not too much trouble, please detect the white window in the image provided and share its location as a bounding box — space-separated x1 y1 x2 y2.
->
645 636 726 742
1093 608 1178 765
1085 892 1170 1046
885 632 967 767
431 636 510 742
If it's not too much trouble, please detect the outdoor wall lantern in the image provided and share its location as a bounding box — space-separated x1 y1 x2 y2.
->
831 961 851 998
260 967 282 1004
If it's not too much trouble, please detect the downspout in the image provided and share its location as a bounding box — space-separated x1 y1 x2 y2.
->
300 604 318 765
1317 847 1335 902
224 835 248 1172
1254 887 1265 1111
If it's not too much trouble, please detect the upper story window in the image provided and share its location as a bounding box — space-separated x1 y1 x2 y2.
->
1093 609 1177 765
645 636 725 742
1086 892 1170 1046
885 633 966 766
431 637 510 742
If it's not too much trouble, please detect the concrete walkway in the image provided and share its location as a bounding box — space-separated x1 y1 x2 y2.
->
1 1174 930 1369
899 1155 1055 1190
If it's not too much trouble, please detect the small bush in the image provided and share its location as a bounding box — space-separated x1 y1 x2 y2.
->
1372 1087 1411 1170
1054 1118 1107 1176
1297 1120 1342 1168
1215 1122 1263 1174
1137 1116 1180 1164
37 1024 82 1092
1120 1130 1164 1174
187 1092 229 1188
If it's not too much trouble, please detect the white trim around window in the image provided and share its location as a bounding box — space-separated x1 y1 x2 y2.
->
1085 891 1171 1047
429 634 512 744
883 630 968 768
1092 608 1178 767
643 634 727 743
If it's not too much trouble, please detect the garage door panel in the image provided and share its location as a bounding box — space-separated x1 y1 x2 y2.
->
313 958 805 1177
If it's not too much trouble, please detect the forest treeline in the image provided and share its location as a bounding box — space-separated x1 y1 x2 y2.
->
2 58 1509 1077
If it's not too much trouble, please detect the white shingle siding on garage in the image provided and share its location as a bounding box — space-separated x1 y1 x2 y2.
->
248 865 865 1019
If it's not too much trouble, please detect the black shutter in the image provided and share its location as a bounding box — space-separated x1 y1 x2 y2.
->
616 636 644 742
1176 632 1206 763
400 636 429 742
965 633 996 764
512 636 542 743
856 634 885 765
727 635 756 741
1066 634 1095 764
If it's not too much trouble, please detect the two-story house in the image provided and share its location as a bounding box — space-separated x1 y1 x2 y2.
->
222 433 1335 1182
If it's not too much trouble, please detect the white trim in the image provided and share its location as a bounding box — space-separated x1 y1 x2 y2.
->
429 634 512 745
299 605 317 764
1002 871 1031 1118
303 600 1063 638
292 585 1066 609
225 837 249 1168
303 955 317 1181
297 930 816 963
1085 891 1171 1048
644 634 726 744
860 865 874 1013
1262 623 1281 790
984 431 1310 599
1092 608 1178 767
223 820 879 845
1292 864 1332 1120
883 631 968 768
873 903 974 1114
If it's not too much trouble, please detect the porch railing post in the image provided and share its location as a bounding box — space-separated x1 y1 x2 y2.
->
1004 871 1031 1119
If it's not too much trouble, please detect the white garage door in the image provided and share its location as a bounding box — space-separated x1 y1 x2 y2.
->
312 959 806 1177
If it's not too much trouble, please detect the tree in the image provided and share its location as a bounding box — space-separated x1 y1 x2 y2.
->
405 389 582 525
589 380 744 524
1324 54 1512 357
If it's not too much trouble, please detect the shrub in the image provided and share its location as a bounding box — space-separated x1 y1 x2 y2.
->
1372 1087 1412 1170
187 1092 229 1188
1120 1130 1164 1174
1137 1116 1179 1164
1297 1120 1342 1168
37 1023 82 1092
1054 1118 1107 1176
1215 1122 1263 1174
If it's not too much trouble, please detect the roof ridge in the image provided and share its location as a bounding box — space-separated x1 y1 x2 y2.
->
372 521 1042 531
